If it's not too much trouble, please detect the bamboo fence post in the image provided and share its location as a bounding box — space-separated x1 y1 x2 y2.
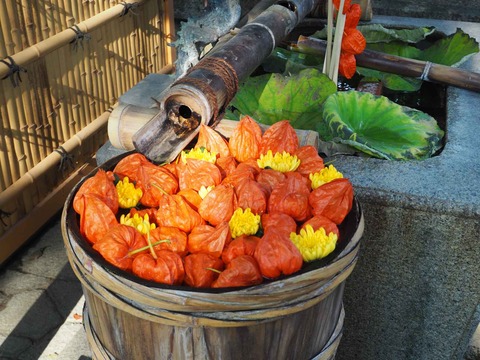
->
0 1 15 55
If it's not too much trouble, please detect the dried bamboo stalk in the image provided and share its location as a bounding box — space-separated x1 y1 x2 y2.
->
21 0 38 46
0 0 149 79
6 1 27 52
297 35 480 92
0 1 16 55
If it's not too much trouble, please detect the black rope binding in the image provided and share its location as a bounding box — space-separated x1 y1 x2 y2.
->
54 146 74 176
120 1 139 17
0 56 27 88
69 25 91 50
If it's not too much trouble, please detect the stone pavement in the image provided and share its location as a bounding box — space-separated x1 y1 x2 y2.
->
0 214 91 360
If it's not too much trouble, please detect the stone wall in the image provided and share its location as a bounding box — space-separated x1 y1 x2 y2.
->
372 0 480 22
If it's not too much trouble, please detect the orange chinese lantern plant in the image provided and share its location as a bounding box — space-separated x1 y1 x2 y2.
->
228 115 262 162
333 0 352 14
183 253 225 288
215 155 238 178
294 146 325 177
261 212 297 237
301 215 340 238
177 188 203 211
256 169 286 194
177 158 222 191
254 228 303 279
187 222 231 258
132 250 185 285
339 53 357 79
212 255 263 288
341 27 366 55
93 224 147 271
268 172 312 222
155 193 204 233
221 235 260 264
259 120 299 155
344 3 361 28
129 207 158 224
221 164 257 188
73 169 118 215
150 226 188 256
308 178 354 224
76 194 118 244
136 163 179 207
113 153 150 182
198 184 238 226
195 124 231 158
235 178 269 215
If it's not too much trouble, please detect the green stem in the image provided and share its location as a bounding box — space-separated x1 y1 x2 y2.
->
127 239 171 257
205 267 222 274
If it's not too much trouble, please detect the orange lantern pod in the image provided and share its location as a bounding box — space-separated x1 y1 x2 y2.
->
155 193 204 233
228 115 263 162
235 178 269 215
73 169 118 215
341 27 366 55
93 224 148 271
256 168 286 194
212 255 263 288
128 207 158 225
261 212 297 237
268 172 311 222
259 120 299 156
215 155 238 178
301 215 340 238
195 124 231 158
333 0 352 14
76 194 118 244
221 235 260 264
132 250 185 285
222 164 257 188
177 158 222 191
150 226 188 256
339 52 357 79
308 178 354 224
183 253 225 288
187 222 231 258
136 163 178 207
254 228 303 279
113 153 150 182
294 146 325 177
198 184 238 226
177 188 203 211
344 3 362 29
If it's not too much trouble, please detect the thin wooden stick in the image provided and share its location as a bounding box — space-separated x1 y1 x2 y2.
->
297 35 480 93
323 0 334 75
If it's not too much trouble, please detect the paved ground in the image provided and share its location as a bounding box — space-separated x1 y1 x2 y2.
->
0 213 91 360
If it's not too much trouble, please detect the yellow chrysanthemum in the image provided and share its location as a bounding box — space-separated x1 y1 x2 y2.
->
309 164 344 190
289 225 337 262
257 150 301 173
120 213 156 236
229 208 261 239
198 185 214 199
180 147 217 164
116 177 143 208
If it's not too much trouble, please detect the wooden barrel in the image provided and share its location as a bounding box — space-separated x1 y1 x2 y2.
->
62 154 364 360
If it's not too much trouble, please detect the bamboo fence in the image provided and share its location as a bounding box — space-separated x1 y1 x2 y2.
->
0 0 175 265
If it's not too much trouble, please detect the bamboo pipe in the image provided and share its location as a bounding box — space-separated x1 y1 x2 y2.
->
133 0 321 164
296 35 480 93
0 0 149 79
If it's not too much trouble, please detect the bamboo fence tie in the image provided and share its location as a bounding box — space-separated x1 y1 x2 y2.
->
0 0 149 80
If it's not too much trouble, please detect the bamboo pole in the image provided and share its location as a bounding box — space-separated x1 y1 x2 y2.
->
0 0 150 79
0 1 16 55
296 35 480 93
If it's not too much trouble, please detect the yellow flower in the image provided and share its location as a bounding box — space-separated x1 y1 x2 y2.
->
180 147 217 164
120 213 156 236
198 185 214 199
229 208 261 239
257 150 301 173
116 177 143 208
289 225 337 262
309 164 343 190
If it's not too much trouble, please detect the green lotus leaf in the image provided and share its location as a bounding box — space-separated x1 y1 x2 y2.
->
321 91 444 160
225 68 337 132
356 67 423 92
261 48 324 75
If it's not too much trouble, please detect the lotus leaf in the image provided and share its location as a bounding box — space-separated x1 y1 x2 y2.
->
321 91 444 160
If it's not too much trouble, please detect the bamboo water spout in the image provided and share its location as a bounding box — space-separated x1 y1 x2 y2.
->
296 35 480 93
132 0 321 164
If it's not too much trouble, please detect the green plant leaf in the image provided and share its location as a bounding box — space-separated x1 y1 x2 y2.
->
356 67 423 92
321 91 444 160
261 48 324 75
419 28 480 66
225 68 337 133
